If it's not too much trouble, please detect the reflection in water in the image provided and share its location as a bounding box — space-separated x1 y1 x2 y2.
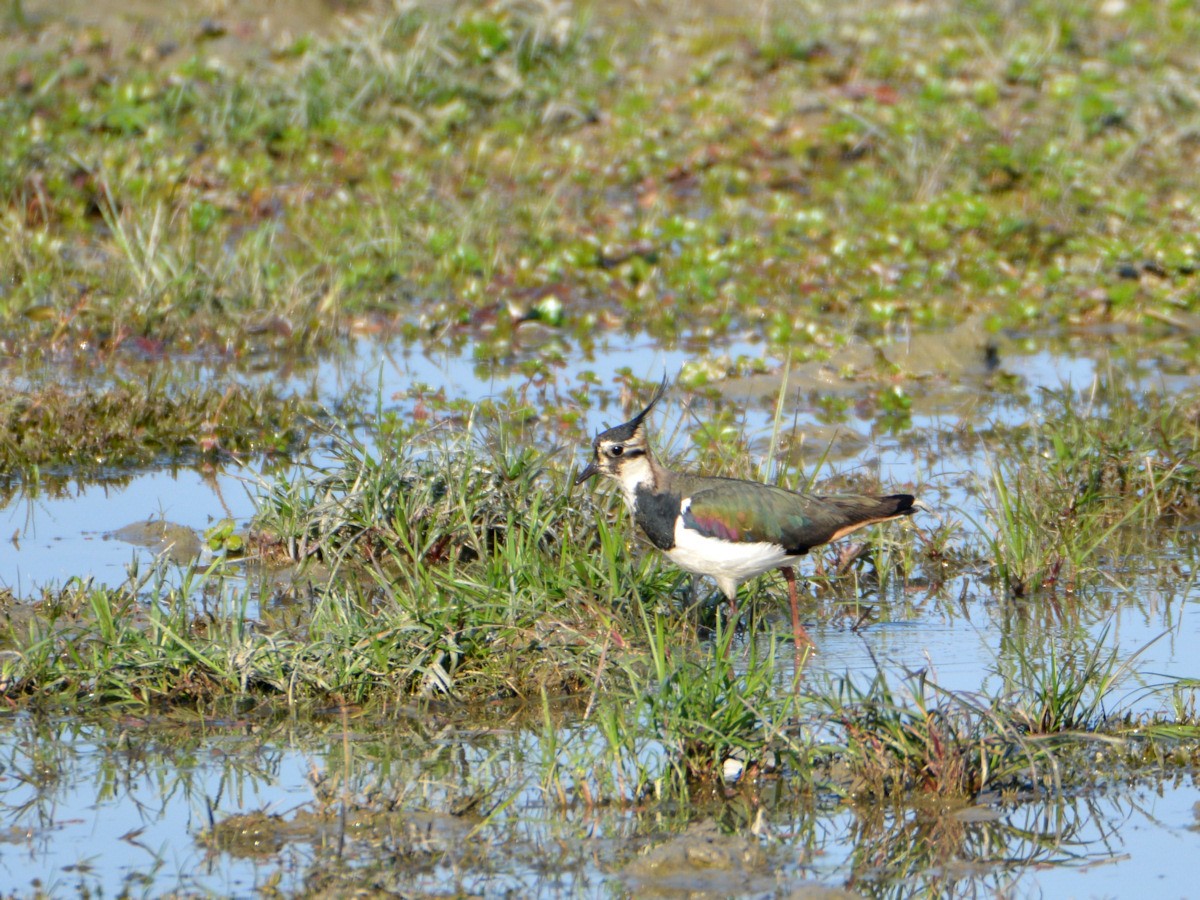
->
838 795 1127 898
0 711 1191 896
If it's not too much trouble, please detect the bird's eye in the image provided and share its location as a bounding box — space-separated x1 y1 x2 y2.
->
607 445 624 457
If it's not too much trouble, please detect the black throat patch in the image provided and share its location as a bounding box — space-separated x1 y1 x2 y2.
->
633 484 681 551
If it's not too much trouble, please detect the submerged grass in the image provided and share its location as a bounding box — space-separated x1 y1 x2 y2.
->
980 376 1200 597
815 667 1042 800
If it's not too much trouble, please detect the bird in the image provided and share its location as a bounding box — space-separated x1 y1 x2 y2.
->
575 378 926 653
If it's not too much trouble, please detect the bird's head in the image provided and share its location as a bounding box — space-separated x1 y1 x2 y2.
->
575 377 668 488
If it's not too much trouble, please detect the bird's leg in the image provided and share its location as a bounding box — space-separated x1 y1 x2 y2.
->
726 595 740 635
781 566 813 648
781 566 812 684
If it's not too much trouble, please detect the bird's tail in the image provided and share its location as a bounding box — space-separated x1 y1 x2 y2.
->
822 493 927 542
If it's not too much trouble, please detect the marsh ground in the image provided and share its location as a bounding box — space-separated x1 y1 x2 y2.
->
3 0 1200 896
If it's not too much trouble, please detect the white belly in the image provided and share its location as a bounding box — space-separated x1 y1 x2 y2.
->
666 516 801 599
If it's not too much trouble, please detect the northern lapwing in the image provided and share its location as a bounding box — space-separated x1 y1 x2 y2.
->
575 378 925 651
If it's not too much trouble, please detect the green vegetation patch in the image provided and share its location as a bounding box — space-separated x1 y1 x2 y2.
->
0 376 320 491
4 0 1200 370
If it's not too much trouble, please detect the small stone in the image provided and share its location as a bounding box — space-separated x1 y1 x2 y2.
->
722 757 745 784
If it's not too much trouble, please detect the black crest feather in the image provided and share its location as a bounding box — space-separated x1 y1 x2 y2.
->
596 376 669 443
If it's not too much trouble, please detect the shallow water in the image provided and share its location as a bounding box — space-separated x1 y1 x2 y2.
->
2 331 1200 895
2 708 1199 897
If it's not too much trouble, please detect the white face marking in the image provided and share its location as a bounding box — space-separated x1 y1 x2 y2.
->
593 437 655 509
612 453 655 510
667 498 801 599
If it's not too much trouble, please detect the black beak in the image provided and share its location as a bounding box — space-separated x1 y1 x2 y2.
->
574 461 600 485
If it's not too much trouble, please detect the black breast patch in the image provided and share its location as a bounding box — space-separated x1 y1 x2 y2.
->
633 486 681 551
